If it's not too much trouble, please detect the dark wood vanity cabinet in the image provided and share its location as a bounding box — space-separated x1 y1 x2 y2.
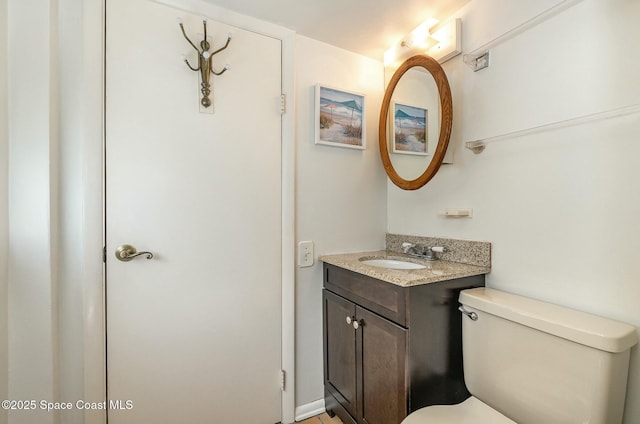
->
322 263 485 424
324 290 407 424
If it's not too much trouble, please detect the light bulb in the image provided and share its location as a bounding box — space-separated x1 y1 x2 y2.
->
383 47 397 67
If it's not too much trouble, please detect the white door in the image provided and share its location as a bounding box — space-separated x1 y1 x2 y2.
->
105 0 282 422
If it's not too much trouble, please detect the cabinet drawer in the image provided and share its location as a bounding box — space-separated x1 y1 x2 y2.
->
324 264 407 326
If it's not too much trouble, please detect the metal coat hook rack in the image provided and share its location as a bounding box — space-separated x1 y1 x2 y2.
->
177 16 232 108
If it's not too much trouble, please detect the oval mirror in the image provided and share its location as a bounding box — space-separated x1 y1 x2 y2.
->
379 55 453 190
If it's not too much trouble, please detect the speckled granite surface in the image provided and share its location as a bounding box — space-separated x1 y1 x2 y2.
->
386 234 491 267
319 250 490 287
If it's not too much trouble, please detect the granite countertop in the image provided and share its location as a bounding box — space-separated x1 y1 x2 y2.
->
320 250 491 287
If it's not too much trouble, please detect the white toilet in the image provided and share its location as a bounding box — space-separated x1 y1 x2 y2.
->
402 288 638 424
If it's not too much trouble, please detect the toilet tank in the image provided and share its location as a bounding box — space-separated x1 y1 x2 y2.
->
459 288 638 424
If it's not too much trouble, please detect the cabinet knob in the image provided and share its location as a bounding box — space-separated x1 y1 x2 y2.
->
352 319 364 330
346 316 353 325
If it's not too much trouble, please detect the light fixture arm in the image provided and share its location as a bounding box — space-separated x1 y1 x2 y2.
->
177 17 232 108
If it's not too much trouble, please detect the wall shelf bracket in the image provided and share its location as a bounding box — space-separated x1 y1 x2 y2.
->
463 51 490 72
464 140 486 154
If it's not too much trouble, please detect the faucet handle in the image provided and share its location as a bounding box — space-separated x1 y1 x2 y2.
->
401 242 414 253
402 243 447 260
424 246 448 260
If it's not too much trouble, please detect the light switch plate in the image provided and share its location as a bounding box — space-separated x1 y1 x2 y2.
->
298 241 314 267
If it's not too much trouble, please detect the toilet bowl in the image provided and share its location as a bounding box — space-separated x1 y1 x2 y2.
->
402 288 638 424
402 397 515 424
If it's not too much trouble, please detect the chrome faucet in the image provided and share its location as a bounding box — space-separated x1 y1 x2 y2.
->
401 242 447 261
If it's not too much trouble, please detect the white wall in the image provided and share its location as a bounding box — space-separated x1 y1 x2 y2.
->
4 1 105 423
57 0 106 423
7 0 59 422
57 1 86 418
75 1 107 422
294 35 387 410
0 0 9 422
388 0 640 422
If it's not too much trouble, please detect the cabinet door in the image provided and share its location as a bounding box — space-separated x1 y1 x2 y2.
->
323 290 357 418
357 306 408 424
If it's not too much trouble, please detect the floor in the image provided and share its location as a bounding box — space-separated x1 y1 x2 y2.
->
298 412 343 424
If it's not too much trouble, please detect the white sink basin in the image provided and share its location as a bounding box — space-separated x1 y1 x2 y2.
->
360 258 426 270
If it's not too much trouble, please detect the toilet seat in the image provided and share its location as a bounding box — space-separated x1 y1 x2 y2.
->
401 397 517 424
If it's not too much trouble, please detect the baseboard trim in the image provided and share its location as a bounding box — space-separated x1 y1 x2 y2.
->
295 399 326 421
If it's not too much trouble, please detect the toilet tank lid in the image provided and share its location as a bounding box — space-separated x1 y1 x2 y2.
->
459 288 638 353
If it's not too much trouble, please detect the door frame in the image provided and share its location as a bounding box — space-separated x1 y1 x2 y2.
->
82 1 296 423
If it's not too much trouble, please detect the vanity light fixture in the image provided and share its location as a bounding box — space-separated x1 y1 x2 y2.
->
178 16 232 109
384 17 461 67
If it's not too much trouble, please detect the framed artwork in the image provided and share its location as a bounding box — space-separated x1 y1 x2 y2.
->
315 84 366 149
392 102 428 155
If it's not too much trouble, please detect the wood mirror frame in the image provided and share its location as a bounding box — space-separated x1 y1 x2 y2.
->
379 55 453 190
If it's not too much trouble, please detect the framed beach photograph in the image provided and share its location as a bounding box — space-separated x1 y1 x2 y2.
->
315 85 366 149
392 102 428 156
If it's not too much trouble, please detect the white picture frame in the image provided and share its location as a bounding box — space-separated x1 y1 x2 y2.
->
315 84 366 150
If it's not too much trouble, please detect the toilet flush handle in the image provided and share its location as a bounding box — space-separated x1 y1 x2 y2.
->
458 306 478 321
